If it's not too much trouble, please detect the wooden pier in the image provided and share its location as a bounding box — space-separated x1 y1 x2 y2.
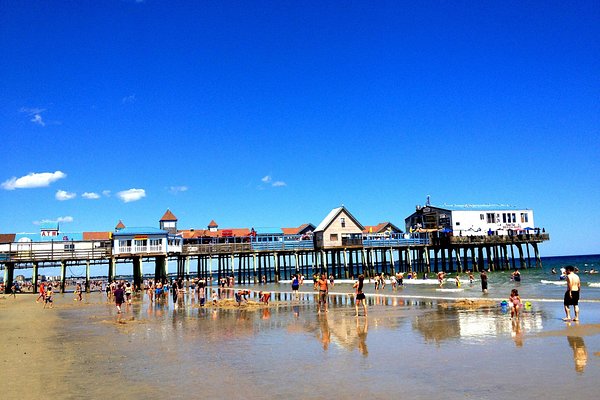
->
1 233 549 293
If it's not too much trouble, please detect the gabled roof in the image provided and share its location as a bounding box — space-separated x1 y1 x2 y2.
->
314 206 364 232
0 233 16 243
281 223 315 235
160 209 178 221
363 222 403 234
115 220 126 230
208 220 218 227
83 231 112 241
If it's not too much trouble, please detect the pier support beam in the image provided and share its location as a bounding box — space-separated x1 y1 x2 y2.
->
155 255 167 283
108 258 115 282
3 262 14 294
424 247 431 273
274 252 279 283
133 256 142 290
85 260 91 293
60 260 67 293
32 262 39 293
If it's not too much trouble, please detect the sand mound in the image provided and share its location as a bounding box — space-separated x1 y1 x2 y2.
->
438 299 496 309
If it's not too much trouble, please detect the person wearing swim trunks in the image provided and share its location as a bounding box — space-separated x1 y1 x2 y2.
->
43 285 54 309
353 274 367 317
317 273 328 313
563 265 581 321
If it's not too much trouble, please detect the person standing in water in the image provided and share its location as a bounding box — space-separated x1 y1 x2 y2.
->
291 274 300 300
114 283 125 314
563 265 581 321
480 270 488 294
317 273 329 313
509 288 522 319
353 274 367 317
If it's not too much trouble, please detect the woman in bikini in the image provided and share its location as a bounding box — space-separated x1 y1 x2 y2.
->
353 274 367 317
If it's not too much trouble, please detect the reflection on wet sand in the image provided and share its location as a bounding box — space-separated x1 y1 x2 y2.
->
567 334 588 373
412 306 544 344
511 318 524 347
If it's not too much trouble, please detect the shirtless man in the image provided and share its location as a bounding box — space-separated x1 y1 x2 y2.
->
563 265 581 321
317 273 329 313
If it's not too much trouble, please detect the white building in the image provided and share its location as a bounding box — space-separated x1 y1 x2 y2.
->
405 205 535 236
112 227 183 256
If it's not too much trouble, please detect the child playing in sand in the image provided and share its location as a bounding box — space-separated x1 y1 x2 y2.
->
509 288 521 318
44 286 54 309
74 283 82 302
211 290 219 305
259 291 271 305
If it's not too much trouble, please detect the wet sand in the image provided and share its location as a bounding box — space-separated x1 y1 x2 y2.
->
1 289 599 400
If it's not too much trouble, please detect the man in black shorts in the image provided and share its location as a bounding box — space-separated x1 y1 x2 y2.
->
563 265 581 321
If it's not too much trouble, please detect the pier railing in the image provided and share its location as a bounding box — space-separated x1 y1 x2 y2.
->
448 233 549 245
0 241 112 263
363 237 429 247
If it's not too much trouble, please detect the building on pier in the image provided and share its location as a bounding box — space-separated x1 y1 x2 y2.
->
314 206 364 248
363 222 403 235
281 223 315 237
159 209 178 234
112 227 182 256
405 205 536 237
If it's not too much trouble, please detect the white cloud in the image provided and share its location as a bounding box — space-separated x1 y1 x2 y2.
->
34 216 74 225
56 190 76 201
20 107 47 126
1 171 67 190
117 188 146 203
259 175 286 188
20 107 46 115
82 192 100 199
31 114 45 126
102 190 111 197
122 94 136 104
169 185 188 194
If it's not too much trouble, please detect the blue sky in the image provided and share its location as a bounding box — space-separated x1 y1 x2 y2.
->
1 1 598 256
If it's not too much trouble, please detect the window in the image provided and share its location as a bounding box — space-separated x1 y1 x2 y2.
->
340 217 346 228
455 222 461 226
521 213 529 223
512 213 516 223
330 234 338 241
486 213 496 223
502 213 507 223
480 214 484 220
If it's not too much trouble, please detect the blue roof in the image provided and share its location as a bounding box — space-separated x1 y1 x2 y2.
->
113 227 169 236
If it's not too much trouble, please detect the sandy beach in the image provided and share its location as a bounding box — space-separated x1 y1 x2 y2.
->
1 288 599 400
